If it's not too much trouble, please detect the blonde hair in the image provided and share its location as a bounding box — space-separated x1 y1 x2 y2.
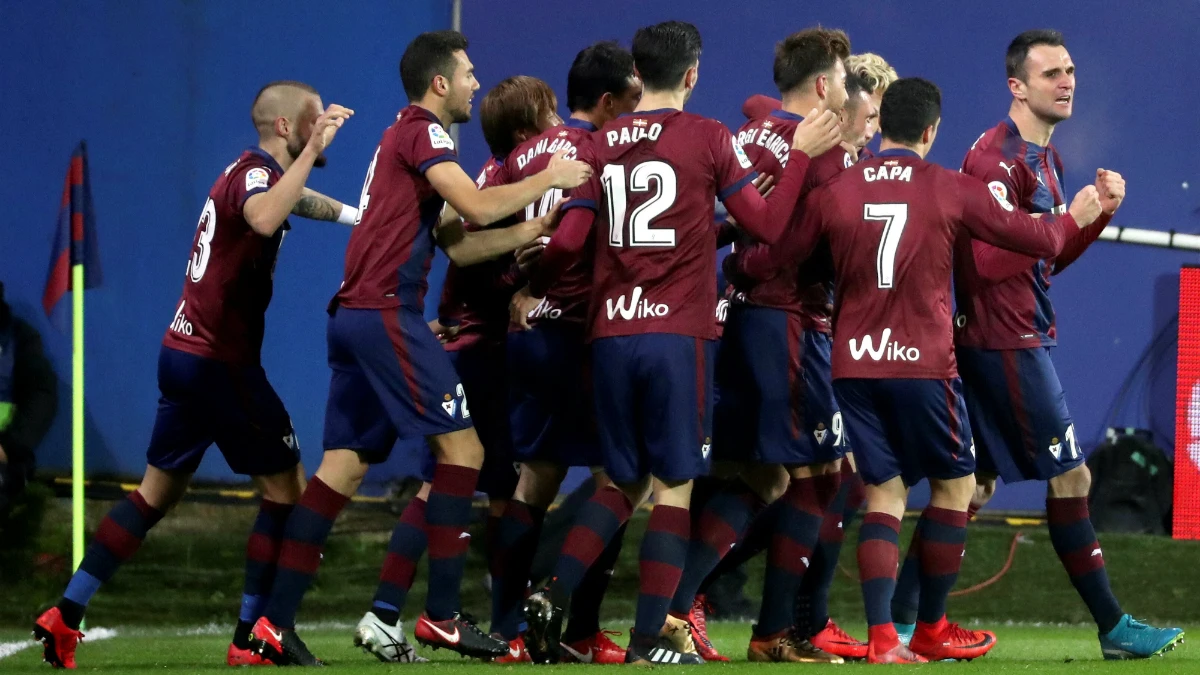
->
846 53 898 95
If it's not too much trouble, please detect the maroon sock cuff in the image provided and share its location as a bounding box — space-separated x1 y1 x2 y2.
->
302 476 351 519
1046 496 1089 524
922 505 969 528
431 464 480 498
129 490 166 528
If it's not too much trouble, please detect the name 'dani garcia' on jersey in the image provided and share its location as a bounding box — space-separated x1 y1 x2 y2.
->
849 328 920 361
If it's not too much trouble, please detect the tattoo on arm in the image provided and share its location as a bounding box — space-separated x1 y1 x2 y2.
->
291 192 341 222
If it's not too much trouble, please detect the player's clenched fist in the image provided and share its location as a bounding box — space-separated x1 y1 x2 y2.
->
546 148 593 189
309 104 354 154
790 108 842 159
1094 168 1125 215
1067 185 1102 228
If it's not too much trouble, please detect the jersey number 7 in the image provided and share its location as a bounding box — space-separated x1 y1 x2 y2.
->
864 203 908 289
602 162 678 247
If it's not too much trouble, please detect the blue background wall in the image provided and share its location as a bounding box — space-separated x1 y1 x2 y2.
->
3 1 1199 510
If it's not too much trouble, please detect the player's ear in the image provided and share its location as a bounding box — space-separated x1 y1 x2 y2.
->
274 117 290 139
815 73 828 99
1008 76 1026 100
685 63 699 90
432 74 449 97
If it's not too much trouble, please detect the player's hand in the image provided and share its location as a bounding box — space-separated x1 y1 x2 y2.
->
515 237 548 273
1094 168 1125 215
545 149 592 189
509 285 544 330
752 173 776 199
307 104 354 156
537 199 568 235
1067 185 1103 228
427 318 460 344
791 109 841 158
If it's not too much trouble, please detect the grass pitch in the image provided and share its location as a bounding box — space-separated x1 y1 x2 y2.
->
0 621 1193 672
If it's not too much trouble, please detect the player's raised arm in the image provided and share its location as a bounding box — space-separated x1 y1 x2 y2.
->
722 110 841 244
434 202 556 267
509 192 597 329
427 148 590 227
291 188 358 226
243 103 353 236
1052 168 1122 273
959 174 1099 259
724 188 827 288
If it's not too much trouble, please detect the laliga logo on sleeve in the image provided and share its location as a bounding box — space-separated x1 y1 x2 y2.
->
246 167 270 191
988 181 1014 211
732 137 753 169
428 123 455 150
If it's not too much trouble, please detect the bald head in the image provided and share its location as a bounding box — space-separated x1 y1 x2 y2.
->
251 80 326 165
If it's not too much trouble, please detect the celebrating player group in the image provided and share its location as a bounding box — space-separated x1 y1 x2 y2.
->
33 19 1186 669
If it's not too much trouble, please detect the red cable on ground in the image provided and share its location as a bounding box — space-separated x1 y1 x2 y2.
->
838 530 1023 597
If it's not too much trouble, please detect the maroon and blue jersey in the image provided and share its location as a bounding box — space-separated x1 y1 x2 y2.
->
437 156 522 351
955 117 1079 350
724 109 853 333
335 105 459 312
502 118 596 327
162 147 287 365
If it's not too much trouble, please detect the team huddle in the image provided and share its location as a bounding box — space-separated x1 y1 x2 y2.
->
33 20 1186 669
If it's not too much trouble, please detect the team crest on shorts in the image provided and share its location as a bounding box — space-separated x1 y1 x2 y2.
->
814 423 828 445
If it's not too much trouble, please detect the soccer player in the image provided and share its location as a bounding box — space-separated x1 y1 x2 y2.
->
490 42 643 664
513 20 842 665
842 53 897 158
351 75 563 665
889 30 1185 659
781 76 1104 663
246 31 592 665
667 27 855 664
840 72 876 154
33 81 356 669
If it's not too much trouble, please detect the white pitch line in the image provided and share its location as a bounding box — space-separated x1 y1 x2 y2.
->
0 628 117 662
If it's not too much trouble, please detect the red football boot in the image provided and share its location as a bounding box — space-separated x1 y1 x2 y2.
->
809 618 868 660
250 616 323 666
414 612 508 659
494 635 532 663
908 616 997 662
226 643 272 666
687 596 728 662
561 630 626 664
33 607 83 670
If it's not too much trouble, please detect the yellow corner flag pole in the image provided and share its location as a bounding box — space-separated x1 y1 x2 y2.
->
72 263 85 573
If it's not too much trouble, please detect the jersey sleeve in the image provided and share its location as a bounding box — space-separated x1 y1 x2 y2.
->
227 160 279 213
957 172 1075 260
404 121 460 174
709 122 757 201
561 139 601 213
961 151 1047 281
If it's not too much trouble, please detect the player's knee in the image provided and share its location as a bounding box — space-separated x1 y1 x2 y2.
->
315 449 369 496
973 474 997 508
745 465 789 503
138 466 191 512
428 428 485 469
1048 463 1091 498
514 462 564 507
256 464 306 504
930 473 977 510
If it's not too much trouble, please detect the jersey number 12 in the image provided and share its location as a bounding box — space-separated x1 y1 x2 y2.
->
603 162 678 247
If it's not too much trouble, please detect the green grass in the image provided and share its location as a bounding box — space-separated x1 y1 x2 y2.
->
0 622 1194 672
3 498 1200 670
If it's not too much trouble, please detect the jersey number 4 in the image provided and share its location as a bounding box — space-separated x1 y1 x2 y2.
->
864 203 908 289
602 161 678 247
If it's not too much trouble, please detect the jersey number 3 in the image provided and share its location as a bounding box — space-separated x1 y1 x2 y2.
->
603 161 678 247
189 198 218 282
864 203 908 289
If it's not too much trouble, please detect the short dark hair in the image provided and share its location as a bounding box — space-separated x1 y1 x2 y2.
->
1006 29 1065 81
567 41 636 112
879 77 941 145
843 71 869 112
480 76 557 158
773 27 851 95
631 21 702 91
399 30 469 101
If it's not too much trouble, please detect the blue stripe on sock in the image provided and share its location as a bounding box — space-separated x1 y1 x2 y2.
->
373 601 399 613
64 570 102 607
239 594 264 623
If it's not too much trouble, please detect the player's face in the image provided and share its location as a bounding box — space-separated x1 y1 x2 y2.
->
445 50 480 124
840 91 874 149
1017 45 1075 123
863 90 883 144
287 96 327 167
821 59 849 113
610 76 643 116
